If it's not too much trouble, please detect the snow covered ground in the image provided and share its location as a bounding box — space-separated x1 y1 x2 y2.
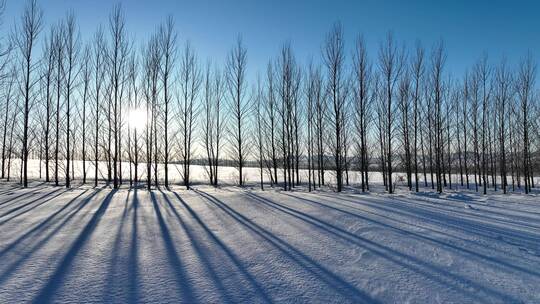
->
0 181 539 303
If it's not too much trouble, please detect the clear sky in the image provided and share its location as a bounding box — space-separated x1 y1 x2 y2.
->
4 0 539 80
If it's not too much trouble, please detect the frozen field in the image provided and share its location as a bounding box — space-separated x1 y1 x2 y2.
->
0 181 539 303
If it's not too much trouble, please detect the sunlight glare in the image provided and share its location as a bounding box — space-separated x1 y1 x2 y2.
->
127 107 147 130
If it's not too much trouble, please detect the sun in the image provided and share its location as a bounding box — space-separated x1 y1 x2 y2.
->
127 107 147 131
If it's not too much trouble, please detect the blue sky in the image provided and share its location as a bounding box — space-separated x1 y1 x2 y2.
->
5 0 539 80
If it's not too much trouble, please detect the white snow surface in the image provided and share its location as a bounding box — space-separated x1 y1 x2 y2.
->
0 181 539 303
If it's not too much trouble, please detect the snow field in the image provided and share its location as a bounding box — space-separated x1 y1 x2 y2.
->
0 181 539 303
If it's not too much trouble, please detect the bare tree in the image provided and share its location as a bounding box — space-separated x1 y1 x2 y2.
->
226 36 249 186
92 27 106 187
53 24 64 186
203 63 225 186
378 32 405 193
453 82 464 188
212 67 225 186
254 75 265 190
508 103 519 191
203 62 214 185
323 23 347 192
469 70 482 192
444 83 453 190
305 62 318 191
108 4 129 189
494 58 512 193
39 28 56 182
423 84 435 189
276 43 301 190
179 41 201 189
313 67 326 187
411 42 424 191
5 97 19 182
461 74 470 189
80 44 91 184
474 55 491 194
15 0 43 187
374 75 389 189
429 41 446 193
127 51 141 186
143 34 160 190
398 71 412 190
159 16 177 189
264 61 278 186
292 66 302 187
516 53 536 194
63 12 80 188
1 66 15 179
352 35 372 192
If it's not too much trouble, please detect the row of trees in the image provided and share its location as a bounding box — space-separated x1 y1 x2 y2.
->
1 1 539 193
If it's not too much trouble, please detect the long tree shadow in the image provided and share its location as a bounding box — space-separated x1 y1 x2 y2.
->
0 188 103 286
159 190 236 303
302 192 540 260
387 190 540 224
475 191 540 208
302 191 540 265
0 184 23 196
300 192 540 270
313 192 540 258
347 193 540 254
0 189 91 258
149 190 196 303
31 189 116 303
0 188 67 224
246 191 523 303
0 188 43 207
164 189 273 303
0 180 48 195
101 188 136 303
194 188 381 304
128 189 139 303
409 192 540 227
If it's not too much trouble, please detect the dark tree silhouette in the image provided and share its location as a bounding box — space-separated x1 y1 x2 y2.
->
15 0 43 187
